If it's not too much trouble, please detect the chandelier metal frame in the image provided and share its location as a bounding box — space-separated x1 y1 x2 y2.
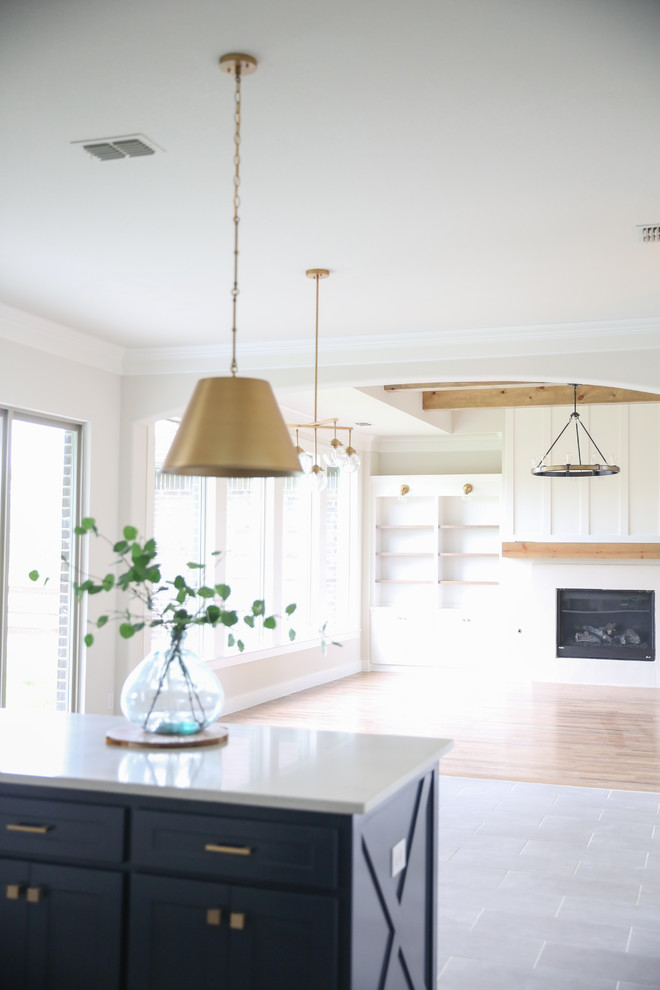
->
531 384 620 478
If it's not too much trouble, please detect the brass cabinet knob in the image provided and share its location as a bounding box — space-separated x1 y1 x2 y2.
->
229 912 246 930
206 908 222 926
6 884 24 900
26 887 43 903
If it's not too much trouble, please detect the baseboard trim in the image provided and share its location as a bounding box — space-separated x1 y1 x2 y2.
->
221 660 363 716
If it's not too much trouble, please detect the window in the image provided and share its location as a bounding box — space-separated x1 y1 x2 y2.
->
282 474 313 635
223 478 266 654
152 420 205 655
0 410 82 710
151 421 359 660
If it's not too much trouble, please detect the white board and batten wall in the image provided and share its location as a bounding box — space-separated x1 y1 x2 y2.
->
371 402 660 688
501 403 660 687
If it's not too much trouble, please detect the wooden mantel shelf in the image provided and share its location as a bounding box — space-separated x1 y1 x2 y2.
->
502 542 660 560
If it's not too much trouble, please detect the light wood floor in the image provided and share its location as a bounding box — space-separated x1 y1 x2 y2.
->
222 670 660 792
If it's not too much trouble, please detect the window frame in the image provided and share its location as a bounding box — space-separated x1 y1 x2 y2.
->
0 406 85 711
150 420 360 667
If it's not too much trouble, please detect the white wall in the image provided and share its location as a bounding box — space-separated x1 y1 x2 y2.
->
0 330 122 713
503 404 660 539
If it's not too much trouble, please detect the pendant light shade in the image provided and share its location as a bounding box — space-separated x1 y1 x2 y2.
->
162 377 301 477
161 53 300 479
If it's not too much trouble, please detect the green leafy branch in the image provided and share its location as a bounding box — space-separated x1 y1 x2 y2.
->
319 620 342 656
29 517 296 653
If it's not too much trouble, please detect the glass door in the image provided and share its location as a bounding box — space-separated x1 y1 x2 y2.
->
1 412 81 710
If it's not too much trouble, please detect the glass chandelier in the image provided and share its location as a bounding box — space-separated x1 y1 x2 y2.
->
288 270 360 492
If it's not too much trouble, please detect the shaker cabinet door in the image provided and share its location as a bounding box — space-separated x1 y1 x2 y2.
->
228 886 338 990
25 863 123 990
127 874 231 990
0 858 123 990
0 857 29 989
127 875 337 990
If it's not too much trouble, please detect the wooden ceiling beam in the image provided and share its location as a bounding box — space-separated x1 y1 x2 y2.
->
385 381 535 391
421 384 660 410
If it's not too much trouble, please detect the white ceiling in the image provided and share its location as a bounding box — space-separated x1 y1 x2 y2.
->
1 0 659 435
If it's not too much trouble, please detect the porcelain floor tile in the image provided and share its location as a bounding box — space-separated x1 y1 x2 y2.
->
436 778 660 990
537 942 660 986
438 956 617 990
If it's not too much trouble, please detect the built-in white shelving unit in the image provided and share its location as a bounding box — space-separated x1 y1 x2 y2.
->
370 474 501 666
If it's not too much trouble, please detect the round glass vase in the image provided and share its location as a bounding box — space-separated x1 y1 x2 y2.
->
120 637 224 735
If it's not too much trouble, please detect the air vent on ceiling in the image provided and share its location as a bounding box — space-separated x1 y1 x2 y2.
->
638 224 660 243
75 134 160 161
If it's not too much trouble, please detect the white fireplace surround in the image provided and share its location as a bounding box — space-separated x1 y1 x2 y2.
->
499 559 660 688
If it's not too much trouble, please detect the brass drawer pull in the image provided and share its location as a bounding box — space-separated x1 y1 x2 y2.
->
6 884 24 900
230 912 246 930
204 843 253 857
26 887 43 903
6 823 53 835
206 908 222 926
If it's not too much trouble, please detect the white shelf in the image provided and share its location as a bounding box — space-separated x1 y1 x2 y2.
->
376 524 434 530
439 552 499 558
376 552 435 557
376 579 435 584
438 580 500 586
440 524 498 530
372 474 501 614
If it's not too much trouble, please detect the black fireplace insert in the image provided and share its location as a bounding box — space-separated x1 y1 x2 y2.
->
557 588 655 661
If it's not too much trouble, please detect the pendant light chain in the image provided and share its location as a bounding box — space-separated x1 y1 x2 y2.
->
313 273 320 463
313 274 320 422
231 65 242 376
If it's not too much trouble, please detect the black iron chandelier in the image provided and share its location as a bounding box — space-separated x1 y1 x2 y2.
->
531 384 620 478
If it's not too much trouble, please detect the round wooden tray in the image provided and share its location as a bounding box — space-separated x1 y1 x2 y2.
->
105 722 229 750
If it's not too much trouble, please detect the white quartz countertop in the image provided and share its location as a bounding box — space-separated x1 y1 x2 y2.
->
0 712 452 815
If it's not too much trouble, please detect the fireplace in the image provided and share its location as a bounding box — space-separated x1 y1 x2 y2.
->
557 588 655 661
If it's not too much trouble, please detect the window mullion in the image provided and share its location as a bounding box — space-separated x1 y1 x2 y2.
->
0 409 11 707
65 423 83 712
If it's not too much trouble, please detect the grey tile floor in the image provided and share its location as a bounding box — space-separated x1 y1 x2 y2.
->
437 776 660 990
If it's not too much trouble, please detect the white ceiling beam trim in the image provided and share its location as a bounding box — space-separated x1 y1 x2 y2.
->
0 302 125 374
2 301 660 380
122 318 660 377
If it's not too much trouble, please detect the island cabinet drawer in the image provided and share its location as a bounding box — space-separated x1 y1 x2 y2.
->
0 796 125 863
131 809 338 889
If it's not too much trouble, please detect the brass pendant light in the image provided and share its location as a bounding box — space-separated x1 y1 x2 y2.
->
162 53 300 478
287 269 361 491
531 384 620 478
